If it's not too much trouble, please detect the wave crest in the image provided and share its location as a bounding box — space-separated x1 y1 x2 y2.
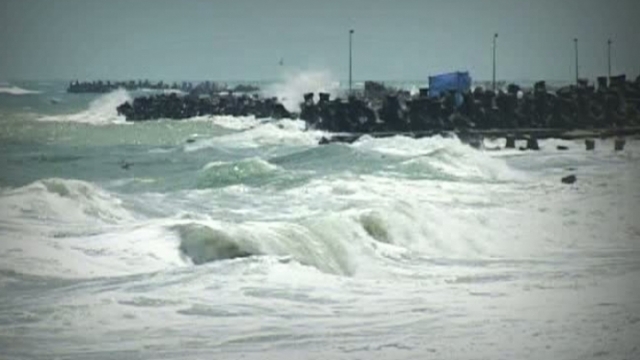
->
167 218 356 276
39 89 131 124
353 135 525 182
197 158 280 188
0 85 41 95
175 224 259 264
0 178 133 226
186 119 325 151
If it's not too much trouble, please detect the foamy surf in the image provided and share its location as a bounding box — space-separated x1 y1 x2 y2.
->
185 118 325 151
352 134 527 182
0 178 134 227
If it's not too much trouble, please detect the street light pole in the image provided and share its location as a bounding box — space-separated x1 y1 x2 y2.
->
574 38 579 84
349 29 354 95
607 38 612 80
492 33 498 92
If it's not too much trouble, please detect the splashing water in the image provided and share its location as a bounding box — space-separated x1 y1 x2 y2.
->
263 69 341 112
39 88 131 124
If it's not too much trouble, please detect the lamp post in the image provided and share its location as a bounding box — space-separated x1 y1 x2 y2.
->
574 38 579 84
349 29 354 94
492 33 498 92
607 38 612 80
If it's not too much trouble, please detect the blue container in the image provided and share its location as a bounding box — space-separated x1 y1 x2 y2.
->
428 71 472 98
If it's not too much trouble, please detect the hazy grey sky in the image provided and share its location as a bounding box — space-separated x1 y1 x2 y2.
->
1 0 638 82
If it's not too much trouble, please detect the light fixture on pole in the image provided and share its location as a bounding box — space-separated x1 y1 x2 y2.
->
492 33 498 92
349 29 354 94
574 38 579 84
607 38 612 80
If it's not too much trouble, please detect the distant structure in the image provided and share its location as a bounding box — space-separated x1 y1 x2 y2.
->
349 29 354 94
67 80 185 93
492 33 498 92
67 80 260 95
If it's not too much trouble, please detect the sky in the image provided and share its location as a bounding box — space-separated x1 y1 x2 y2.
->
0 0 638 82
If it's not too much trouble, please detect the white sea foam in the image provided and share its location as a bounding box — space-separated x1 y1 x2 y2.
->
353 134 526 181
206 114 261 130
185 118 325 151
139 88 186 95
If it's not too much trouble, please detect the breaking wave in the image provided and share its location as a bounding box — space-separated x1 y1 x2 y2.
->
197 158 280 188
352 135 526 182
39 89 131 124
0 178 133 227
169 217 358 276
185 119 325 151
166 185 517 277
0 85 41 95
174 224 260 264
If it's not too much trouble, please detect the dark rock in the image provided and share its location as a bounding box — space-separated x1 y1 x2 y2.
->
120 160 132 170
561 174 577 184
526 137 540 150
232 84 260 93
597 77 608 91
318 137 330 145
505 136 516 149
585 139 596 151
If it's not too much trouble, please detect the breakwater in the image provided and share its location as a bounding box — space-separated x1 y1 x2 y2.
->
67 80 260 95
116 93 291 121
114 75 640 139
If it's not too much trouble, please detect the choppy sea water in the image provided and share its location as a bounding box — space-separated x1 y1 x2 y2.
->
0 81 639 360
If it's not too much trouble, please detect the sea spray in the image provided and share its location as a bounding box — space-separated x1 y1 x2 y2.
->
263 70 341 113
39 88 131 124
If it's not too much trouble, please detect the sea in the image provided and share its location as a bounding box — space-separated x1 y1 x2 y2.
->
0 77 639 360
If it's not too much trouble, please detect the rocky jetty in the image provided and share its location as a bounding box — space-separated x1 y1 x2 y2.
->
115 76 640 141
68 80 189 93
68 80 261 96
116 93 290 121
301 76 640 133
